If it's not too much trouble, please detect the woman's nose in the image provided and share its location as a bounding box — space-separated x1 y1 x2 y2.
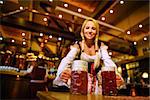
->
89 28 92 33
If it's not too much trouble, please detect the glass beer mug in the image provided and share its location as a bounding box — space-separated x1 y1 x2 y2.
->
101 66 117 96
70 60 88 95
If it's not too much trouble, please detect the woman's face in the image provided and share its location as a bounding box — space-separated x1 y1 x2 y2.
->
83 21 97 40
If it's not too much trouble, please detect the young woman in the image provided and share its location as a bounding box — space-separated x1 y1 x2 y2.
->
53 18 124 94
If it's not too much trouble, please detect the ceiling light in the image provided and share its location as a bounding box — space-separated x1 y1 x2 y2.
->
138 24 143 28
0 37 3 40
108 52 112 55
133 42 137 45
109 9 114 14
78 8 82 12
55 6 125 32
43 18 47 21
127 31 130 35
58 37 62 41
23 41 26 45
40 33 43 36
19 6 23 10
64 3 68 7
58 14 62 18
101 16 105 21
48 0 53 2
120 0 124 4
0 0 3 4
143 37 147 41
49 35 52 38
22 32 25 36
11 39 15 43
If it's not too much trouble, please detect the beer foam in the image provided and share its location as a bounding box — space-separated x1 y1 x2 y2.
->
72 60 88 71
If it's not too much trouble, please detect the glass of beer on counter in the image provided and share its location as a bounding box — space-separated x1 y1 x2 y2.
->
70 60 88 95
101 66 117 96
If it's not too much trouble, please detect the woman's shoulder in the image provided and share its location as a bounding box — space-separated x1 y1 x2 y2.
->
98 40 109 47
71 41 81 49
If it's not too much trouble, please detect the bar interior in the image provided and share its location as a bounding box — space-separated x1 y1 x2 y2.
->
0 0 149 100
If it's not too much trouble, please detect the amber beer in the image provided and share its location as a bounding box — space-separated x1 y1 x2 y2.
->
70 60 88 95
101 67 117 96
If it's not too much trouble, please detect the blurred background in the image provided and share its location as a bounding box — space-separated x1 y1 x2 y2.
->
0 0 149 99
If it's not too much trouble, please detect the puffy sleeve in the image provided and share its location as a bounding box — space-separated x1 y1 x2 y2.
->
99 45 126 89
99 45 117 70
53 46 79 86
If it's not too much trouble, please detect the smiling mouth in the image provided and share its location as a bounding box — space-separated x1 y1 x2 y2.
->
87 33 94 37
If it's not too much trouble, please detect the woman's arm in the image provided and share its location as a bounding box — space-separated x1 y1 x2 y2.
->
99 42 125 88
53 44 80 87
100 42 117 68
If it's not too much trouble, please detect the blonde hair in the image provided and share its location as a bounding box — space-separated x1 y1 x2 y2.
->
80 18 100 69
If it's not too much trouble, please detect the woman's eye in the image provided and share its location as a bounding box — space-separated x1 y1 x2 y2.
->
85 26 89 29
92 27 96 30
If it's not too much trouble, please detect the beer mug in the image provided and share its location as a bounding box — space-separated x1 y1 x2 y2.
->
101 67 117 96
70 60 88 95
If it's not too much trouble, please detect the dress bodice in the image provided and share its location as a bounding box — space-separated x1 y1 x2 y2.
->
80 52 96 62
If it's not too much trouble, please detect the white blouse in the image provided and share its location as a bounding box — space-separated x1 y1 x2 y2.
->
53 45 118 94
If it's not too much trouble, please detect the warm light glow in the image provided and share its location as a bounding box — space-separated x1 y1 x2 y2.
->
17 75 20 78
23 41 26 45
142 72 148 78
58 37 62 41
120 0 124 4
11 39 15 42
22 38 25 41
40 33 43 36
22 32 25 36
40 43 44 47
48 0 53 2
101 17 106 21
117 67 122 74
49 35 52 38
0 37 3 40
127 31 130 35
64 3 68 7
78 8 82 12
127 77 130 83
46 57 50 60
19 6 23 10
38 52 44 58
109 52 112 55
44 39 48 43
133 42 137 45
126 64 129 70
139 24 143 28
109 9 114 14
0 0 3 4
143 37 147 41
69 27 73 32
43 18 47 21
58 14 63 18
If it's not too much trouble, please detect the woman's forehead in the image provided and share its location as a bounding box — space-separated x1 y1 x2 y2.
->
85 21 96 26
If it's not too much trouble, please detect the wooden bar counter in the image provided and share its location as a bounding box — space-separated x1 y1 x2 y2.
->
37 91 150 100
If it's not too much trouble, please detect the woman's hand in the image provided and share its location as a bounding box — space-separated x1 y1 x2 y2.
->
60 68 71 83
116 74 125 88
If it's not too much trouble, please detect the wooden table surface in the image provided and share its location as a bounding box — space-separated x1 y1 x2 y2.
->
37 91 150 100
